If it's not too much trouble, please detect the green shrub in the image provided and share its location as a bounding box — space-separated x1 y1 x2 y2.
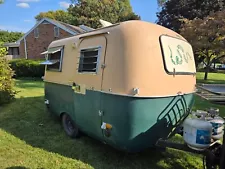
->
0 57 15 105
0 42 7 57
9 59 45 78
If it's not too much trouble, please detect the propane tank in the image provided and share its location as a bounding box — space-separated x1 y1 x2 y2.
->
183 117 212 150
207 116 224 140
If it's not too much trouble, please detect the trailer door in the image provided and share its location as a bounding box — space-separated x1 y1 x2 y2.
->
73 35 107 140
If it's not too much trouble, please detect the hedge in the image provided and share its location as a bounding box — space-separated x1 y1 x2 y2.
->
9 59 45 78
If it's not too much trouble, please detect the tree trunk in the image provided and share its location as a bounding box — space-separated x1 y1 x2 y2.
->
204 65 210 80
204 52 212 81
204 71 208 80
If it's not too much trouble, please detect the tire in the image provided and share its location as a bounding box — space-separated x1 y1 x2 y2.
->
62 113 79 138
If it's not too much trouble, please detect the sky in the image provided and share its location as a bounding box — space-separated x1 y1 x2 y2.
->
0 0 159 33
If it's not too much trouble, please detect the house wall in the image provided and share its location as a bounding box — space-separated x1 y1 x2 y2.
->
19 22 73 60
19 40 25 59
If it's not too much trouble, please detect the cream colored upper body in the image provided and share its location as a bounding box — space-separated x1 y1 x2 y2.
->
43 20 196 97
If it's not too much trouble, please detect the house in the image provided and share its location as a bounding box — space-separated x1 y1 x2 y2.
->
4 18 94 60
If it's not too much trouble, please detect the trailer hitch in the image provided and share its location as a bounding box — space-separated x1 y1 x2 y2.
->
205 117 225 169
203 143 222 169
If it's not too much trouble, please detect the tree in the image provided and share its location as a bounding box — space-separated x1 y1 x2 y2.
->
180 10 225 80
68 0 140 28
35 0 140 28
0 0 18 104
0 30 23 43
0 42 15 105
35 10 72 24
157 0 224 32
0 42 7 57
0 0 17 104
157 0 167 6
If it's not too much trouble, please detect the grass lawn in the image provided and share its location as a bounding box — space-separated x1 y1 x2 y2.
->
0 79 224 169
197 72 225 84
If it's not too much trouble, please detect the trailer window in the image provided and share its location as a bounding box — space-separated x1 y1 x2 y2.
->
47 51 63 71
78 47 101 73
160 35 196 75
40 46 64 72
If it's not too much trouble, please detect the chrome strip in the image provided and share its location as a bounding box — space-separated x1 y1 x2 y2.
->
44 80 195 98
99 90 196 98
44 80 72 86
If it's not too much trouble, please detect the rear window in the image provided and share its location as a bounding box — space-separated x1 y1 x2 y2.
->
160 35 196 74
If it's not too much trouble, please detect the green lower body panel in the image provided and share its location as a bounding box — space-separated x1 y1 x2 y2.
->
101 93 194 152
45 82 194 152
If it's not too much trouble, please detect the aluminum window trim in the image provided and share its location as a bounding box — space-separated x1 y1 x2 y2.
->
78 46 102 75
41 46 63 55
46 46 64 72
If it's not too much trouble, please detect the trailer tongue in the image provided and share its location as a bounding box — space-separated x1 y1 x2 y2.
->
156 108 225 169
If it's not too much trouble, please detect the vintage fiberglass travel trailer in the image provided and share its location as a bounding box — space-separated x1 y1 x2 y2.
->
41 20 196 152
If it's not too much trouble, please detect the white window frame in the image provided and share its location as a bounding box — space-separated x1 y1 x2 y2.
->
46 47 64 72
78 46 102 74
34 28 39 38
54 26 59 38
159 35 196 75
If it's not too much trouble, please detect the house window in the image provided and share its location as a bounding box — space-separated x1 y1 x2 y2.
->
78 47 101 73
40 46 64 72
34 28 39 38
8 47 19 55
54 26 59 37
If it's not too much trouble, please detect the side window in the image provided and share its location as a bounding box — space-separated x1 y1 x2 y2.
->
34 28 39 38
78 47 101 73
54 26 59 37
46 47 64 71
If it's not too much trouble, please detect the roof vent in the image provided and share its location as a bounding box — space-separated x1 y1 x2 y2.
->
99 19 113 27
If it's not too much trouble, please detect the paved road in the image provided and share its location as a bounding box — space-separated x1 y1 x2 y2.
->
200 84 225 95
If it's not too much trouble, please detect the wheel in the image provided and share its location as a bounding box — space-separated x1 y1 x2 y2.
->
62 113 79 138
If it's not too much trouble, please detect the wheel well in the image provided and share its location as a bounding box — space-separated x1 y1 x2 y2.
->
60 112 66 119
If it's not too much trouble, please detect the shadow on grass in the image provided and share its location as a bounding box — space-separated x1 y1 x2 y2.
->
15 79 44 89
197 79 225 84
0 96 201 169
5 167 28 169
